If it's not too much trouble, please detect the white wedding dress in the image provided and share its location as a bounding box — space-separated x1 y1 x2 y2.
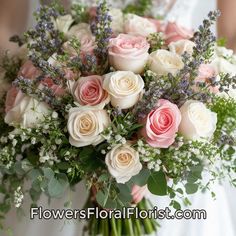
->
2 1 236 236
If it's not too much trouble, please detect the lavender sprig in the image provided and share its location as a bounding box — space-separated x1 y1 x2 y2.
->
91 0 112 73
184 10 220 79
13 76 61 109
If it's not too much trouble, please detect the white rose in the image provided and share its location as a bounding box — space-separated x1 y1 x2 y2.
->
124 14 156 37
110 8 124 34
213 46 234 59
15 44 29 63
179 100 217 141
67 23 92 38
211 57 236 76
168 39 195 56
149 49 184 76
103 71 144 109
211 57 236 99
105 144 142 183
5 93 51 128
67 107 110 147
54 14 74 33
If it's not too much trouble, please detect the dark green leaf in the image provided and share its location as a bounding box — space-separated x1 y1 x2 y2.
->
147 170 167 196
185 183 198 194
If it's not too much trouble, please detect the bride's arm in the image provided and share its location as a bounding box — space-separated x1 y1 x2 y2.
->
218 0 236 52
0 0 29 54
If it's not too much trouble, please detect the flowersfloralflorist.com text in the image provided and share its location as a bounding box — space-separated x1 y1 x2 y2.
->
30 207 207 220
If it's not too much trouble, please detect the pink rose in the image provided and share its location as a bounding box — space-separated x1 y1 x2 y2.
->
41 77 65 96
131 185 148 204
165 22 193 45
18 60 41 79
195 64 219 93
142 99 181 148
69 75 110 108
5 87 21 113
108 34 150 73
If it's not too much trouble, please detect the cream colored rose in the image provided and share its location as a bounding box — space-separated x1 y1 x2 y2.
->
103 71 144 109
67 23 93 38
149 49 184 76
211 55 236 100
179 100 217 141
168 39 195 56
54 14 74 34
105 144 142 184
213 46 234 59
110 8 124 34
124 14 156 37
67 107 110 147
5 93 51 128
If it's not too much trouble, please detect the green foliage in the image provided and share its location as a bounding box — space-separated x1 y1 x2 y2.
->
71 3 89 23
147 170 167 196
210 96 236 142
217 38 227 47
185 183 199 194
124 0 152 16
0 52 22 83
147 33 165 53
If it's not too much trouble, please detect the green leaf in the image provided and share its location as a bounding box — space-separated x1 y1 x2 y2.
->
104 199 117 209
128 169 150 187
185 183 199 194
42 167 54 180
171 200 181 210
96 190 109 208
30 188 41 202
117 184 132 203
28 169 41 181
14 162 25 175
187 165 203 183
147 170 167 196
183 197 192 206
98 173 109 182
57 162 71 170
47 173 69 198
176 188 184 195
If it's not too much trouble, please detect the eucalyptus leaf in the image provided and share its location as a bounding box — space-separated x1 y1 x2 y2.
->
128 169 150 187
147 170 167 196
96 190 109 207
185 183 198 194
47 173 69 198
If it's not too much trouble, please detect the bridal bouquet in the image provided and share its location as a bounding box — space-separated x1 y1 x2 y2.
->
0 0 236 235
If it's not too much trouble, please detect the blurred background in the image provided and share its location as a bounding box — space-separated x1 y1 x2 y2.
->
0 1 236 236
0 0 236 54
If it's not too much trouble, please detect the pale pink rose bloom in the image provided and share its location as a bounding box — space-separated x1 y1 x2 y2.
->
131 185 148 204
71 75 109 107
195 64 219 93
165 22 193 45
142 99 181 148
63 36 95 55
108 34 150 73
41 77 65 96
18 60 41 79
